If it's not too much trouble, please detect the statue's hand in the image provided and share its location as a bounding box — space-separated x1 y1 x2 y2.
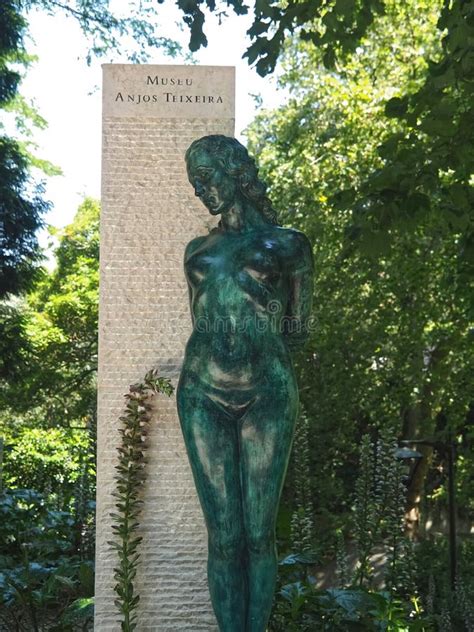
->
283 317 311 352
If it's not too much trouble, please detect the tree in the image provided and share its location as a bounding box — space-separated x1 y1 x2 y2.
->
0 2 49 297
0 200 99 630
0 198 99 556
345 0 474 288
245 0 473 541
0 1 180 298
174 0 474 546
20 0 181 64
175 0 387 76
0 198 100 427
177 0 474 245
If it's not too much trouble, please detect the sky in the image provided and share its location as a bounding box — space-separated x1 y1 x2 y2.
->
19 5 285 244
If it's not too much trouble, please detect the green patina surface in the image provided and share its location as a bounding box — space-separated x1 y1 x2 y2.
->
176 135 314 632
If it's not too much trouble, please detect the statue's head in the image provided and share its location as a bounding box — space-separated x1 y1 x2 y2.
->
185 135 278 225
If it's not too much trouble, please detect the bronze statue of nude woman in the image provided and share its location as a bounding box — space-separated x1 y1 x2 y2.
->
176 135 314 632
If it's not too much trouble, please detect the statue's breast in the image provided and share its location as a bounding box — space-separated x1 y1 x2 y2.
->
185 249 225 286
242 242 281 285
186 234 282 291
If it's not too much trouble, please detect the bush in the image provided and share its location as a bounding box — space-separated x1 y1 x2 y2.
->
3 427 91 504
0 488 94 631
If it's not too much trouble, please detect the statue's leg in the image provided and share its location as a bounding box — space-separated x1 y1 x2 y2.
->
177 374 247 632
239 383 298 632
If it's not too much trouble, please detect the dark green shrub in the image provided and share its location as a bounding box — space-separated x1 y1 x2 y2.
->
0 488 94 631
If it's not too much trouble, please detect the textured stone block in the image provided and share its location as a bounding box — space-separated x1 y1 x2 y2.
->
96 65 235 631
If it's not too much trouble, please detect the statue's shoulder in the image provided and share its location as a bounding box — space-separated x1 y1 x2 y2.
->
184 234 208 260
272 226 313 271
274 226 312 253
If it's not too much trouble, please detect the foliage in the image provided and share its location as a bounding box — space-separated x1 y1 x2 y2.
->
0 138 49 296
20 0 181 64
0 199 98 629
271 433 427 630
345 0 474 291
351 430 410 590
340 429 416 598
289 411 316 552
2 426 91 504
270 561 430 631
0 1 180 299
273 390 473 630
246 0 473 550
0 1 49 297
0 488 94 631
175 0 389 76
0 300 33 382
0 197 100 425
415 538 474 630
110 370 174 632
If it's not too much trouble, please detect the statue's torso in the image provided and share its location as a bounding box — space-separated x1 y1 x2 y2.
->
182 226 305 386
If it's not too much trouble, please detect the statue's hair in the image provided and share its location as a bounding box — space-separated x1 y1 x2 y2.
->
185 135 279 226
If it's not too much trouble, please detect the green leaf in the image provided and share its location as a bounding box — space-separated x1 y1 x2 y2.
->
62 597 94 623
377 135 402 160
335 0 356 16
244 38 268 65
323 47 336 69
384 96 408 118
432 97 456 120
421 115 457 137
279 551 319 565
247 20 269 38
280 580 308 602
325 588 375 615
53 574 76 589
405 192 431 215
448 183 470 210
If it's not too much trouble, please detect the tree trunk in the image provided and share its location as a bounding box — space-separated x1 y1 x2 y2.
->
402 383 435 539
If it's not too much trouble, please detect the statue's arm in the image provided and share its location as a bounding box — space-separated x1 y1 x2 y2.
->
184 236 206 327
187 284 195 327
283 233 314 352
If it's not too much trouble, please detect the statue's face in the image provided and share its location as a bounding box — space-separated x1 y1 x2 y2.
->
187 151 237 215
